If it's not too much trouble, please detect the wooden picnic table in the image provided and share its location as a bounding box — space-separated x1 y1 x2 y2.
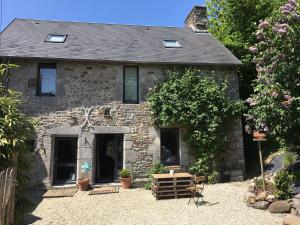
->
151 172 193 200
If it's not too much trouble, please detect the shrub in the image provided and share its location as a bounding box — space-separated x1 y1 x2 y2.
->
144 162 168 190
282 152 298 168
188 156 211 176
250 176 276 195
274 170 295 200
119 169 131 178
207 171 219 184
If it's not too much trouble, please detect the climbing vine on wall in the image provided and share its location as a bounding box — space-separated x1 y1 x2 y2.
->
147 68 244 163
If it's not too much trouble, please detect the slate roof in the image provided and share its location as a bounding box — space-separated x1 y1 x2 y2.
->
0 19 241 66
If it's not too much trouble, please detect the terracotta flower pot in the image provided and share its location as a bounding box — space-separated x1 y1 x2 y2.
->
253 131 266 140
78 178 89 191
120 177 131 189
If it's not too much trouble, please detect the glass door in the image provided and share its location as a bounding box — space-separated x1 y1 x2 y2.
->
53 137 77 184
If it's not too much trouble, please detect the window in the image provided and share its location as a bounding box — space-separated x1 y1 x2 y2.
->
38 63 56 96
123 66 139 104
163 40 182 48
161 128 179 165
45 34 67 43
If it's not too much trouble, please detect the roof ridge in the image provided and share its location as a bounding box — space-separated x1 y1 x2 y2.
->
14 18 188 30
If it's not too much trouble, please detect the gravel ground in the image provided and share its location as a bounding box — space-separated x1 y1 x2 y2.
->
25 182 283 225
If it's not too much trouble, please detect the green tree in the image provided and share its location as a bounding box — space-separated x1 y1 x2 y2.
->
207 0 289 174
207 0 285 99
245 0 300 151
0 64 36 223
0 63 35 174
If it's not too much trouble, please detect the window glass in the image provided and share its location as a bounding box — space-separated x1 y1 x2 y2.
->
39 64 56 96
124 66 138 103
45 34 67 43
161 128 179 165
163 40 181 48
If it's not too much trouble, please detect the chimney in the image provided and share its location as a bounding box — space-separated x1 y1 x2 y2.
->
184 6 208 31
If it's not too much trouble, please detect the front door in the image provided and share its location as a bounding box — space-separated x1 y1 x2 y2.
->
95 134 123 183
53 137 78 184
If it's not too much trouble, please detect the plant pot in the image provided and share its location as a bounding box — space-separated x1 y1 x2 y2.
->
253 131 266 140
120 177 131 189
78 178 89 191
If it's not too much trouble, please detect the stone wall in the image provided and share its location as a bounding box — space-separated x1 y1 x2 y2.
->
185 6 208 31
8 59 245 186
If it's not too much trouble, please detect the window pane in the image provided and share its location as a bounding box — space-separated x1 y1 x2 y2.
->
163 40 181 48
40 66 56 95
45 34 67 43
124 67 138 103
161 128 179 165
49 35 65 42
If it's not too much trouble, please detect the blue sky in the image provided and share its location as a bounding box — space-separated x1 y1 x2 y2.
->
2 0 206 30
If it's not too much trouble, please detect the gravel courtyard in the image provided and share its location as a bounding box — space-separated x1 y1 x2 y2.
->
25 182 283 225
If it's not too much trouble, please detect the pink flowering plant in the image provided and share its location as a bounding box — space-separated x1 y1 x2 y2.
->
245 0 300 148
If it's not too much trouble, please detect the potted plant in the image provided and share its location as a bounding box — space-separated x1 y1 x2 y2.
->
119 168 131 189
78 162 91 191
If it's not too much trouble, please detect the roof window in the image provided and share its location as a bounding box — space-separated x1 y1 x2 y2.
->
163 40 181 48
45 34 67 43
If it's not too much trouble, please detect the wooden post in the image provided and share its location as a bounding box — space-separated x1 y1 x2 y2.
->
8 151 18 225
258 142 266 191
0 170 5 225
253 134 267 192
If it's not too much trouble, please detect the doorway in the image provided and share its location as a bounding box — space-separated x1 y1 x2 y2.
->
53 137 78 185
95 134 123 183
161 128 180 165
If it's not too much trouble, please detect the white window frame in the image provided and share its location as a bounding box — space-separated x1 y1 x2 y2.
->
45 34 68 43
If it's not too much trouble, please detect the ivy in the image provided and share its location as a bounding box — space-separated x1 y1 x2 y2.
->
147 68 244 161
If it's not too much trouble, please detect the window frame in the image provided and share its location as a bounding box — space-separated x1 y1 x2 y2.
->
37 63 57 96
45 34 68 43
160 128 180 166
123 66 139 104
163 40 182 48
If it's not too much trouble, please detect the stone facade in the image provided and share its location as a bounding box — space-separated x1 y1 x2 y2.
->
8 59 245 186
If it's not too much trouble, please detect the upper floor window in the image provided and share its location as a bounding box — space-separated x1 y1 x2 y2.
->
45 34 67 43
163 40 182 48
123 66 139 104
38 63 56 96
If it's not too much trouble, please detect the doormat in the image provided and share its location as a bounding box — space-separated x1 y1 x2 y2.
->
43 188 78 198
89 186 119 195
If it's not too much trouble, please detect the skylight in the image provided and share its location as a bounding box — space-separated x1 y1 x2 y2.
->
163 40 182 48
45 34 67 43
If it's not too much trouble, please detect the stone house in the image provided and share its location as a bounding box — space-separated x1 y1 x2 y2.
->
0 6 245 186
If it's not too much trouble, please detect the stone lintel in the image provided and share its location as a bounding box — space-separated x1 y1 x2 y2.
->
90 126 130 134
47 127 81 136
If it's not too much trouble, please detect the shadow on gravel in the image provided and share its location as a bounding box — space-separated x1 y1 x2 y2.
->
197 201 219 207
20 189 45 225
